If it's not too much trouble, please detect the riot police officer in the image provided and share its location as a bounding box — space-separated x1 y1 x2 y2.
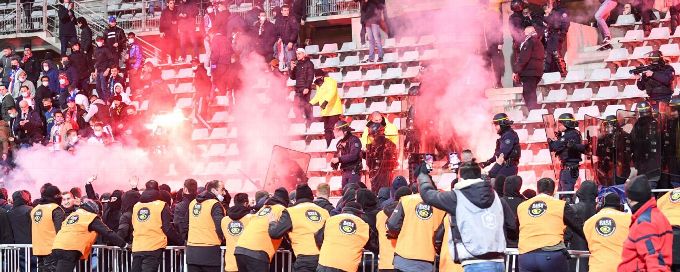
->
548 113 586 194
636 51 675 108
509 1 528 66
330 120 362 187
663 97 680 188
481 113 521 178
542 1 569 76
365 121 398 195
631 101 662 189
596 115 632 186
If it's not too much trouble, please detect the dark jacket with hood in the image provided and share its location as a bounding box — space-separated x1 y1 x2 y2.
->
102 190 122 232
381 176 408 209
40 60 59 93
501 175 524 248
289 57 314 90
356 188 380 254
568 181 597 271
331 183 359 215
186 190 226 267
313 197 334 213
117 189 141 243
173 192 196 242
417 174 519 261
8 191 33 244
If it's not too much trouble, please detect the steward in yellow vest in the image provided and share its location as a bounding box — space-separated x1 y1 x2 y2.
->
235 187 289 271
316 201 370 272
221 193 252 272
31 184 65 271
130 190 183 272
583 192 631 272
269 184 329 272
517 178 585 271
376 186 411 271
387 185 445 270
436 215 464 272
656 188 680 270
417 162 517 271
52 199 126 272
186 181 227 271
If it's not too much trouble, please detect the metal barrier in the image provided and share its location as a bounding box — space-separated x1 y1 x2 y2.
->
304 0 360 19
0 244 595 272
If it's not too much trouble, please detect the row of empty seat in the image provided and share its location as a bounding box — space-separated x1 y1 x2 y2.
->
304 36 436 56
311 49 434 69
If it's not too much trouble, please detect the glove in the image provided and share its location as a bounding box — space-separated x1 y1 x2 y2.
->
320 101 328 110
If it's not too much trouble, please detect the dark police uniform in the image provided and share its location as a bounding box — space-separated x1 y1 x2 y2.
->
333 133 362 187
631 114 662 188
596 126 632 186
543 6 569 75
483 127 521 178
549 128 586 192
636 62 675 105
664 109 680 188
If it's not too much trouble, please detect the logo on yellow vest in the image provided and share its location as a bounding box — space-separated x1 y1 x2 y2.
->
339 219 357 235
66 215 80 225
192 203 202 216
305 210 322 222
670 190 680 203
33 209 43 223
415 202 433 220
228 221 244 236
595 217 616 237
137 207 151 222
257 206 272 216
528 201 547 217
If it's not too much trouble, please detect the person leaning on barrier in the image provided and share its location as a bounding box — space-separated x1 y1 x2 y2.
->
656 187 680 271
619 175 674 271
31 183 65 272
234 187 289 271
583 192 631 272
186 180 227 272
376 186 411 271
221 193 253 272
315 201 370 272
516 178 585 272
417 161 518 272
268 183 329 272
130 189 183 272
51 198 127 272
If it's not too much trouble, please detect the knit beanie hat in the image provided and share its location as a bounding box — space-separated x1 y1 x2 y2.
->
295 183 314 201
625 175 652 203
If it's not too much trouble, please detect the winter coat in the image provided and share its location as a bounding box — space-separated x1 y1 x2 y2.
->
39 60 59 93
512 33 545 77
177 1 198 32
159 8 179 36
290 58 314 90
309 77 342 117
173 193 195 242
313 197 334 213
274 15 299 45
57 5 77 37
8 191 32 243
359 0 384 25
94 45 115 72
501 176 524 248
102 26 126 53
69 50 90 80
568 181 598 271
80 25 94 54
127 43 143 70
356 188 380 254
21 56 41 83
618 198 673 271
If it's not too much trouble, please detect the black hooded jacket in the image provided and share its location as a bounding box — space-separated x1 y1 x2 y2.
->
227 204 251 221
117 190 141 243
103 190 123 232
8 191 32 244
501 176 524 247
417 175 519 258
313 197 334 213
568 181 597 271
356 188 380 254
173 192 196 242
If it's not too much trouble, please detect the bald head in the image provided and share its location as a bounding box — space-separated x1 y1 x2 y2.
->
524 26 535 36
370 111 384 123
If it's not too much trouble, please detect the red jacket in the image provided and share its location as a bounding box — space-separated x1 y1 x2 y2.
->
618 198 673 272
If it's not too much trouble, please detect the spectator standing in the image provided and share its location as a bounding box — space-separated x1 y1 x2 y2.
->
313 183 334 213
186 180 227 271
59 55 78 89
177 0 199 62
269 184 329 271
159 1 179 64
103 16 126 59
57 0 77 56
517 178 585 272
594 0 618 45
315 201 370 272
173 178 197 242
9 190 33 272
0 85 15 121
417 163 517 271
20 45 41 83
125 33 143 81
512 26 544 110
289 48 314 124
42 97 59 137
35 76 54 111
619 175 673 270
116 189 141 243
49 111 72 150
636 0 655 36
69 42 90 94
31 184 65 272
40 60 60 94
191 59 211 115
310 71 341 147
360 0 385 63
76 17 94 63
583 192 630 272
0 47 12 87
274 5 299 69
501 175 524 248
253 11 275 62
8 57 25 98
568 180 598 271
17 100 44 147
209 29 233 94
0 120 10 163
94 37 115 102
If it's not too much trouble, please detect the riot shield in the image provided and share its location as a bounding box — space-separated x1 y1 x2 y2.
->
590 114 633 186
542 114 562 180
583 114 604 184
619 106 663 188
263 145 311 192
658 102 678 189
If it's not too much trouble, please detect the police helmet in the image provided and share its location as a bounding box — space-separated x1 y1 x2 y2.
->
492 113 514 127
648 50 664 64
511 0 525 12
604 115 619 127
636 101 653 116
334 120 353 132
558 113 577 129
670 96 680 109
